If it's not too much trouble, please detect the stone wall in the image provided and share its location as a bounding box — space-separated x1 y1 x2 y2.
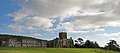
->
0 34 47 48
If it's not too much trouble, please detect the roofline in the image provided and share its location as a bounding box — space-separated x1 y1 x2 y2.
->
0 34 46 41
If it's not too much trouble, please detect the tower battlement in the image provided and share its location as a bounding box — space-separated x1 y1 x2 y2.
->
59 32 67 39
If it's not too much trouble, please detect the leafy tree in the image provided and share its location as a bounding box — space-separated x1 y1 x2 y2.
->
74 43 80 48
94 41 99 48
75 40 78 43
74 38 100 48
77 38 84 45
83 40 99 48
84 40 91 48
105 40 120 51
74 40 80 48
74 38 84 48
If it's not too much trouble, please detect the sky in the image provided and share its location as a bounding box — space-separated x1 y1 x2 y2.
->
0 0 120 46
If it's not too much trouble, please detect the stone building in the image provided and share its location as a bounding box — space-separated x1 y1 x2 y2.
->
0 34 47 47
0 32 74 48
47 32 74 48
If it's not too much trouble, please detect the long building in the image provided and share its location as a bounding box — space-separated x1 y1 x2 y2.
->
0 34 47 47
0 32 74 48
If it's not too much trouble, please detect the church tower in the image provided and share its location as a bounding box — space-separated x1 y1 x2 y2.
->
59 32 67 39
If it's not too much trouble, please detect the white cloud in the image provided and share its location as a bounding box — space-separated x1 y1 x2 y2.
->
106 21 120 27
25 16 53 29
8 16 53 32
9 0 120 33
8 24 26 32
60 22 74 29
94 28 105 32
31 33 43 36
14 0 119 18
58 22 89 33
99 32 120 37
71 0 120 29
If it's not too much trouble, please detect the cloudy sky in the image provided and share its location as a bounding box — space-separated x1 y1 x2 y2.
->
0 0 120 46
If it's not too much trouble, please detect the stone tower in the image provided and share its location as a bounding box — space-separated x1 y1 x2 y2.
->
59 32 67 39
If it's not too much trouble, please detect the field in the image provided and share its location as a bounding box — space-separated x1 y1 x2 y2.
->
0 47 119 53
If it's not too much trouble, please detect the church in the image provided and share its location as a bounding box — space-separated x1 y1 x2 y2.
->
0 32 74 48
47 32 74 48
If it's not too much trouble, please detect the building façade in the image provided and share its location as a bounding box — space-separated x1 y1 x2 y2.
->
0 32 74 48
47 32 74 48
0 34 47 47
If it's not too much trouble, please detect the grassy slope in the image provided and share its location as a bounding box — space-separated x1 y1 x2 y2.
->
0 47 119 53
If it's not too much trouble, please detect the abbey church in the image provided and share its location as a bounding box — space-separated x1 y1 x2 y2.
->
0 32 74 48
47 32 74 48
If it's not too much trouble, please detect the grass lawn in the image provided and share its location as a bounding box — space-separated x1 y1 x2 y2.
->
0 47 119 53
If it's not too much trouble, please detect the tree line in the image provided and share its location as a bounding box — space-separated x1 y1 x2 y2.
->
74 38 120 52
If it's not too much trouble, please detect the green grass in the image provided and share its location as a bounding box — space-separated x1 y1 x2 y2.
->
0 47 119 53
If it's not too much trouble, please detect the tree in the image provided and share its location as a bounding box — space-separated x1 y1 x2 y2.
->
84 40 91 48
74 38 100 48
75 40 78 43
109 40 119 48
74 38 84 48
94 41 99 48
83 40 99 48
77 38 84 48
77 38 84 45
105 40 120 51
74 43 80 48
